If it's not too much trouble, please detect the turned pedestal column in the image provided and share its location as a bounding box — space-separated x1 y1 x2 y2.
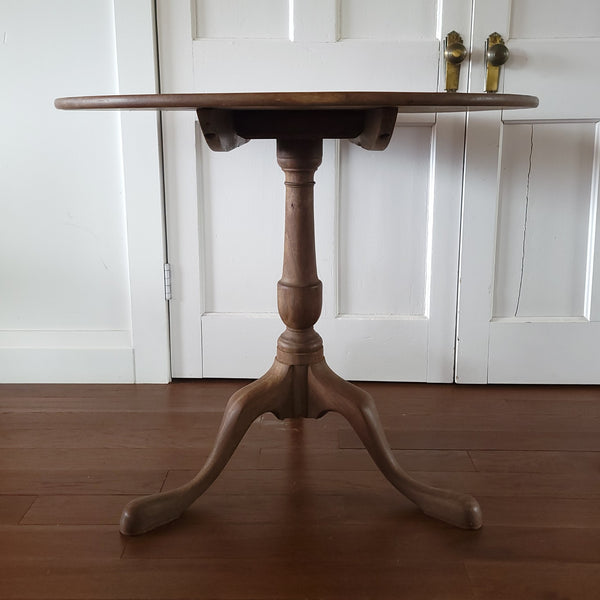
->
275 138 324 417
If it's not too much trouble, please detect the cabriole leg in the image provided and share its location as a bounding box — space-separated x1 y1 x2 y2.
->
120 360 293 535
308 360 483 530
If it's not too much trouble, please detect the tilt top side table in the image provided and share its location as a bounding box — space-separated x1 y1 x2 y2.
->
55 91 538 535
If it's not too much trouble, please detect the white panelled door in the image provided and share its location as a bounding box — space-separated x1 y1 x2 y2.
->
456 0 600 382
158 0 472 381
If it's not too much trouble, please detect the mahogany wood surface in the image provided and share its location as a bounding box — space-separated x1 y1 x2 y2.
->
1 381 600 599
54 91 538 112
53 90 537 537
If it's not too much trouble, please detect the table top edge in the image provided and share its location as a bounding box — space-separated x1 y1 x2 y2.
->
54 91 539 112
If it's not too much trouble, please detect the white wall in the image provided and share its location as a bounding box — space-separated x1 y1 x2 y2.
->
0 0 169 383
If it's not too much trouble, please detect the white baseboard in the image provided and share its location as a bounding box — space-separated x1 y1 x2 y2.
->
0 330 135 383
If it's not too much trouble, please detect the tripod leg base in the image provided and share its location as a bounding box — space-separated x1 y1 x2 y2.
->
120 360 293 535
308 360 482 530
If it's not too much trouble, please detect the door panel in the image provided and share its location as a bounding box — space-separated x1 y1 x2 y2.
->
339 0 436 40
201 139 281 314
194 0 288 39
338 125 432 318
493 122 594 319
160 0 472 380
191 0 439 93
456 0 600 383
509 0 600 39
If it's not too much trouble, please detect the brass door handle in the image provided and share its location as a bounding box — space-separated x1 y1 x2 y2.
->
485 33 510 92
444 31 467 92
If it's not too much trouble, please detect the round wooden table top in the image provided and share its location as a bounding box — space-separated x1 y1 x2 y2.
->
54 91 538 112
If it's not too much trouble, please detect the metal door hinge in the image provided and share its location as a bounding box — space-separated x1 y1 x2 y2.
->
163 263 172 301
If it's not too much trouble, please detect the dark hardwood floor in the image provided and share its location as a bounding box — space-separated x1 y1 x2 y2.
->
1 380 600 599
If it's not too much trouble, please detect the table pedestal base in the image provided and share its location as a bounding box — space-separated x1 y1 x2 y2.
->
120 135 482 536
120 357 482 535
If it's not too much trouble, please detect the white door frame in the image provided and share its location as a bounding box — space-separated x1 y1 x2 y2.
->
156 0 207 378
115 0 171 383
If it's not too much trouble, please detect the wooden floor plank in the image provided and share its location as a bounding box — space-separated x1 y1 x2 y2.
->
0 428 229 449
0 380 244 401
162 467 393 496
21 495 139 526
339 428 600 451
0 495 37 524
469 449 600 473
259 447 476 471
163 466 600 499
415 470 600 499
30 491 597 530
0 446 259 471
0 558 474 600
21 493 348 526
0 422 338 450
121 520 600 565
0 410 226 429
466 561 600 600
374 413 600 432
3 381 600 415
477 496 600 528
359 383 600 416
0 469 167 495
0 525 125 559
